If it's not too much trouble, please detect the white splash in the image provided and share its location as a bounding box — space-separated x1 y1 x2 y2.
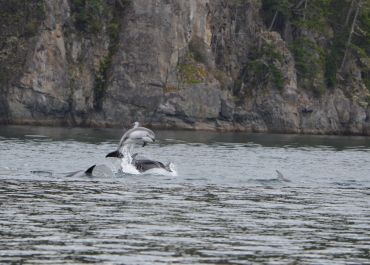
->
168 162 178 177
118 146 178 176
104 157 122 173
119 146 140 175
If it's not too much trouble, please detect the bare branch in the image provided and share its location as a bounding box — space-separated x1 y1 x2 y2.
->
303 0 308 21
345 0 356 27
269 11 278 31
340 0 362 71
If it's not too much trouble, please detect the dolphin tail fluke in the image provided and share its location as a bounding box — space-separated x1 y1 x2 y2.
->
106 150 124 158
85 165 96 176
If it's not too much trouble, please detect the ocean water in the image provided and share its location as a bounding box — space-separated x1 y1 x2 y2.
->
0 125 369 264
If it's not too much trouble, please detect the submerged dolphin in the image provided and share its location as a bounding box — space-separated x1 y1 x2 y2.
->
131 153 172 173
106 122 155 158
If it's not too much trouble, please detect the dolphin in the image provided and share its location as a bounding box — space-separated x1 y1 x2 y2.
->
119 122 155 147
65 164 114 177
106 122 155 158
131 153 172 173
276 170 291 182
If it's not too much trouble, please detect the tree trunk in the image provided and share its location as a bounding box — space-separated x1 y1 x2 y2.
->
340 0 362 72
303 0 308 20
295 0 306 9
269 11 278 31
345 0 356 27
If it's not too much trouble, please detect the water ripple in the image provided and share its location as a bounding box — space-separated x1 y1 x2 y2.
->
0 126 369 264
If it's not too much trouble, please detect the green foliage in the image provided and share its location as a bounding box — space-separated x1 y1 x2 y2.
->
265 42 283 61
325 54 346 89
270 64 284 89
363 72 370 91
247 60 269 82
262 0 331 33
294 0 331 33
227 0 256 9
0 0 45 37
188 37 208 64
262 0 291 26
107 22 120 42
261 1 338 89
353 1 370 91
243 42 284 91
262 0 304 35
90 0 128 110
323 1 350 87
325 0 369 89
290 37 325 95
94 55 110 110
262 0 369 94
70 0 106 33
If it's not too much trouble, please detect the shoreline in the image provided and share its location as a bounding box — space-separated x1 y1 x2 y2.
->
1 121 370 137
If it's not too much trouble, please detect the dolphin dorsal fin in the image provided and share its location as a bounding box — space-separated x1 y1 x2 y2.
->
276 170 290 182
85 165 96 176
106 150 124 158
276 170 284 179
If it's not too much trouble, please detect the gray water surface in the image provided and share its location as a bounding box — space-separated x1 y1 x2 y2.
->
0 125 369 264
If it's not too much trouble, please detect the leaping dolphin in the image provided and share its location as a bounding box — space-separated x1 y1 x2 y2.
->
131 153 172 173
106 122 155 158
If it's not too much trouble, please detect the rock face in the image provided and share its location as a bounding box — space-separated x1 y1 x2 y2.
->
0 0 369 135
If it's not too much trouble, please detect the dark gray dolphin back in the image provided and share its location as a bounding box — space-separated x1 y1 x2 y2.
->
134 160 167 172
131 154 171 173
106 150 124 158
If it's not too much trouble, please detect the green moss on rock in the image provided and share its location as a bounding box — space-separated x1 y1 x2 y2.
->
177 63 207 85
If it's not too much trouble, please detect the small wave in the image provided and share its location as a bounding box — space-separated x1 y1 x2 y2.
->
30 170 53 177
248 178 292 185
24 134 49 138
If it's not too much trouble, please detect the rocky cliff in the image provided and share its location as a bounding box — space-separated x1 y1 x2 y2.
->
0 0 369 135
